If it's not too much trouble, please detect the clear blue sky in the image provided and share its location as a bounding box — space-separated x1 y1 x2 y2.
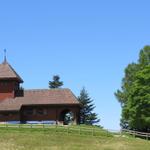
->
0 0 150 130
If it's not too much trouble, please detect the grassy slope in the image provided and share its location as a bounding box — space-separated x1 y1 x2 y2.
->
0 127 149 150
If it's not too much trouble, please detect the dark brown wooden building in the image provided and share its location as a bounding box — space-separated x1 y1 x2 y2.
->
0 60 80 125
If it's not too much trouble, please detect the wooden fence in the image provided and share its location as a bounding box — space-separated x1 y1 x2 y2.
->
0 123 112 137
122 129 150 140
0 123 149 140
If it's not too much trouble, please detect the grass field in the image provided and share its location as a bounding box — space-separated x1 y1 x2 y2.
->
0 126 149 150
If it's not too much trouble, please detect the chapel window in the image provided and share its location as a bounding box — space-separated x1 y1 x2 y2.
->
24 108 34 115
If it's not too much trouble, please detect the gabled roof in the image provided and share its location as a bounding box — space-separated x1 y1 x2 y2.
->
0 89 80 111
0 62 23 83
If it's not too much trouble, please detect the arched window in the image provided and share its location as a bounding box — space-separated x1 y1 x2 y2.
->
59 109 74 125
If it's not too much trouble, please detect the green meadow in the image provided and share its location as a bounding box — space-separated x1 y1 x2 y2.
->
0 126 149 150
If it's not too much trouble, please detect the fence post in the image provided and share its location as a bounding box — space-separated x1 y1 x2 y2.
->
55 125 57 132
120 129 122 137
67 126 69 134
79 126 81 135
133 131 136 138
107 129 109 137
6 122 8 128
92 128 94 136
146 134 148 141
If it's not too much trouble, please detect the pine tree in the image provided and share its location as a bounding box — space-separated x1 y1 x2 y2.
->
78 87 100 125
49 75 63 88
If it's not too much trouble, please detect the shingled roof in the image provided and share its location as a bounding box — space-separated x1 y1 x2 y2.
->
0 62 23 83
0 89 80 111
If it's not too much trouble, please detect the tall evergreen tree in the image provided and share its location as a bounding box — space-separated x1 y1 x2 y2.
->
115 46 150 132
78 87 100 125
49 75 63 88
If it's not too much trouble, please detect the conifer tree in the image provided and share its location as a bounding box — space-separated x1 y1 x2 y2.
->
49 75 63 88
78 87 100 125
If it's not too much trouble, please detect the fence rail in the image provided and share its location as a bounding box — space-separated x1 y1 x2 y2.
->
122 129 150 140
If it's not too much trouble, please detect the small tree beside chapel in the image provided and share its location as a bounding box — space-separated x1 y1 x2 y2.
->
78 87 100 125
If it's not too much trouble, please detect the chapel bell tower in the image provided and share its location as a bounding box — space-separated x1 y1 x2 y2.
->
0 50 23 100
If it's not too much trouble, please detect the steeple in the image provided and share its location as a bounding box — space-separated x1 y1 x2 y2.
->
0 50 23 83
0 54 24 100
0 62 23 83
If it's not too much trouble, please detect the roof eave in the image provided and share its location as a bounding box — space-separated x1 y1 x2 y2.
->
0 77 24 83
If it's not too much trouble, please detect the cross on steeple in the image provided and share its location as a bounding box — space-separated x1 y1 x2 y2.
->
3 49 7 63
